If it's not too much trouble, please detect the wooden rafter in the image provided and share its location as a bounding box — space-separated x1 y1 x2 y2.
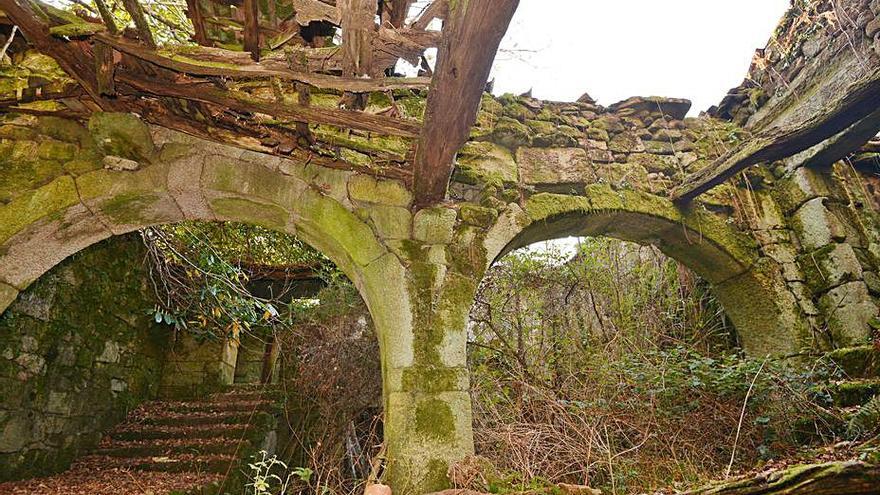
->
673 67 880 203
242 0 260 60
121 0 156 48
413 0 519 207
184 0 210 45
95 33 431 92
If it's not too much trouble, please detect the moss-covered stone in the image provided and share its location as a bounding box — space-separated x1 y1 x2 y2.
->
348 175 413 207
88 112 156 162
454 141 518 186
413 208 457 245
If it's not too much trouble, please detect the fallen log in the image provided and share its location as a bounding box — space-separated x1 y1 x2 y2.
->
681 461 880 495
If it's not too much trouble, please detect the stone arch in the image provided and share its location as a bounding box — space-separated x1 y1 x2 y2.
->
482 186 811 355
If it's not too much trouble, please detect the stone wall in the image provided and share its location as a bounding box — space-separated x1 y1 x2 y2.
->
158 331 238 399
0 234 168 481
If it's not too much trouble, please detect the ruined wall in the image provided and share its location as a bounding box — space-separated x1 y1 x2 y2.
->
0 235 167 481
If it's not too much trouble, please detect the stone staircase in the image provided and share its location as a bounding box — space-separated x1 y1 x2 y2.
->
84 384 282 494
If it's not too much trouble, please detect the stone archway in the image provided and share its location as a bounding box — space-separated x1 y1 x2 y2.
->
481 188 810 356
0 113 455 494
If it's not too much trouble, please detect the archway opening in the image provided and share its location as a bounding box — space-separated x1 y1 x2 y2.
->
463 235 840 495
0 220 385 495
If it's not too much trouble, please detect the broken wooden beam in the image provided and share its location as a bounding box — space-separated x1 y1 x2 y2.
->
291 0 341 26
185 0 211 45
120 0 157 48
672 67 880 203
94 41 116 96
115 70 421 137
0 0 111 107
242 0 260 60
95 33 431 92
413 0 519 207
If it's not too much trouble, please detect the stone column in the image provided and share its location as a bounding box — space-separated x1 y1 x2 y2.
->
360 207 480 495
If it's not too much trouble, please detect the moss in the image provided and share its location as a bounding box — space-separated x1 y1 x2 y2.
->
88 112 156 162
502 102 534 122
402 367 464 394
312 125 410 159
415 397 456 442
524 193 591 222
348 174 413 207
490 117 531 149
459 205 498 228
297 189 386 267
0 176 79 244
209 197 288 230
454 141 518 186
827 346 880 378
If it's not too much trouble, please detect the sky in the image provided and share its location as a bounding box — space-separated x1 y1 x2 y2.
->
489 0 791 115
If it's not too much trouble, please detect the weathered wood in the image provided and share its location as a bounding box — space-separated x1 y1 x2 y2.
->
93 0 118 34
115 70 421 137
0 0 111 107
292 0 341 25
374 26 439 66
242 0 260 60
340 0 376 77
673 67 880 203
682 461 880 495
382 0 412 28
185 0 210 45
413 0 519 207
94 41 116 96
95 34 431 92
412 0 447 30
120 0 156 48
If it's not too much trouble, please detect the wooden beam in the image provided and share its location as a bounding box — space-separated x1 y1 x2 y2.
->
382 0 412 28
115 70 421 137
96 33 431 92
94 41 116 96
93 0 118 34
291 0 341 25
412 0 446 30
412 0 519 207
340 0 376 77
120 0 156 48
243 0 260 60
673 67 880 203
185 0 211 45
0 0 110 107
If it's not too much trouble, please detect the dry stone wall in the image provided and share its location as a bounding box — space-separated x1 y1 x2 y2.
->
0 235 167 481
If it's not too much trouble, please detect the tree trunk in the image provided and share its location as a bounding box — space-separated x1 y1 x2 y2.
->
683 461 880 495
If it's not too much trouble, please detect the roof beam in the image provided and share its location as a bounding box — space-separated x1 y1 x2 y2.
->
242 0 260 60
120 0 157 48
116 70 422 137
673 67 880 203
412 0 519 207
0 0 110 106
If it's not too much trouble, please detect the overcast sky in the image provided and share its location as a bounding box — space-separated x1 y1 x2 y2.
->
489 0 790 115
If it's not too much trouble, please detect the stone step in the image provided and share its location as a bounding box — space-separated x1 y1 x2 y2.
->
108 422 253 441
822 379 880 407
93 437 242 458
208 388 283 402
78 453 237 474
826 346 880 379
156 398 276 414
132 410 256 427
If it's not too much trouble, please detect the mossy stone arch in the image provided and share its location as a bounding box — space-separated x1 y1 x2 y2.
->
0 118 453 494
483 186 811 355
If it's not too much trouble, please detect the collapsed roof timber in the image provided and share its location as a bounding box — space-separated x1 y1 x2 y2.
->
0 0 879 206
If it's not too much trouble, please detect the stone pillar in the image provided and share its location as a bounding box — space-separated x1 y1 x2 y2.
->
360 207 479 495
778 166 880 347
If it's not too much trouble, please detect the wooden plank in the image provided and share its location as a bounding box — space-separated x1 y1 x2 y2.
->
0 0 110 107
185 0 211 45
412 0 446 30
340 0 376 77
292 0 341 25
115 70 422 137
413 0 519 207
94 41 116 96
96 34 431 92
121 0 157 48
382 0 412 28
243 0 260 60
672 67 880 203
93 0 118 34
